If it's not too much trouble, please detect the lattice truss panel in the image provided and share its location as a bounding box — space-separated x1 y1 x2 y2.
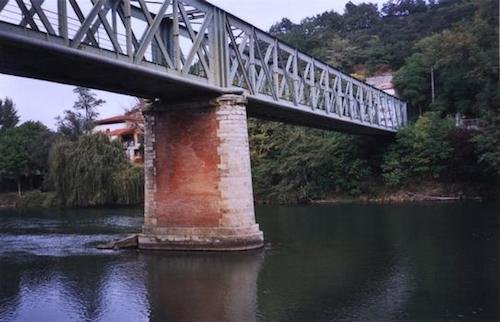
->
0 0 407 130
0 0 216 80
226 17 405 129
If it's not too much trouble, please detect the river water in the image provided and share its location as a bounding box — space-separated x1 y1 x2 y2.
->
0 203 499 321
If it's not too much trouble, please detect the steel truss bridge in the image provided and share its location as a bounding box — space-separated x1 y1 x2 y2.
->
0 0 407 135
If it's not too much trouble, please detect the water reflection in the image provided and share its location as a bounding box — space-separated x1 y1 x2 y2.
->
0 255 149 322
144 251 263 322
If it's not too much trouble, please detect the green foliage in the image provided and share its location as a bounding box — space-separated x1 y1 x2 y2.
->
394 0 499 117
446 128 482 183
112 164 144 206
56 87 105 140
382 0 428 17
0 126 27 192
0 97 19 132
382 113 454 187
0 121 55 195
19 121 57 176
249 120 370 203
393 53 430 114
270 0 479 74
315 36 360 71
472 111 500 176
49 133 143 207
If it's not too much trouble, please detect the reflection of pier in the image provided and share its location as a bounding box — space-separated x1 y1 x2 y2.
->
143 251 264 322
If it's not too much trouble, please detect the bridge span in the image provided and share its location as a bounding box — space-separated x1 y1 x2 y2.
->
0 0 407 251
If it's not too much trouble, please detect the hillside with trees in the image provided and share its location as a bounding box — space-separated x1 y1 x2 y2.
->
250 0 499 203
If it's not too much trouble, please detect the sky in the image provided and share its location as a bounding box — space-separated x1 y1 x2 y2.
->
0 0 385 129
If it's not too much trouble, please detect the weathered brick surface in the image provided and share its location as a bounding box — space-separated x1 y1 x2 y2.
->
141 94 263 251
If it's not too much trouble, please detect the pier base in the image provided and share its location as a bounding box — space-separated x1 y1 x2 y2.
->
139 94 264 251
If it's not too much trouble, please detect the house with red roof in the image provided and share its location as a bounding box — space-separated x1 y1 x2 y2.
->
94 101 145 164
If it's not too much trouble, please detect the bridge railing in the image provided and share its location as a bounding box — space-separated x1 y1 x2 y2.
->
0 0 407 131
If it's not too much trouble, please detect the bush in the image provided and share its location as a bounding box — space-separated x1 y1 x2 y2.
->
48 134 144 207
472 111 500 177
382 113 454 187
446 128 482 183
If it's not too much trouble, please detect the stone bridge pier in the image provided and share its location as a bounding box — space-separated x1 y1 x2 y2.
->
138 94 264 251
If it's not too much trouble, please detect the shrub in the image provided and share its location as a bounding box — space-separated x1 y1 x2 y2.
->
472 111 500 177
249 120 370 203
382 113 454 187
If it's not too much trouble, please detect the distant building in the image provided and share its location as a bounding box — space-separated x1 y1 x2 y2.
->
94 101 145 164
365 73 397 96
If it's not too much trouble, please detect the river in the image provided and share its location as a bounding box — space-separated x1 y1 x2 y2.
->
0 203 499 321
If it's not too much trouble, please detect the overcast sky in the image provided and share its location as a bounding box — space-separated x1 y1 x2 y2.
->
0 0 385 129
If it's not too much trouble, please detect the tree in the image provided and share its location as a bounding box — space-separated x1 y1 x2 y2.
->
0 97 19 132
382 113 454 187
20 122 57 179
393 53 430 115
0 121 55 195
382 0 428 17
0 128 27 195
56 87 105 140
393 0 499 117
49 133 143 207
343 2 381 32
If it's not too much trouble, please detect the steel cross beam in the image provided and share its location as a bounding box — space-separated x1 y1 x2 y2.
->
0 0 407 135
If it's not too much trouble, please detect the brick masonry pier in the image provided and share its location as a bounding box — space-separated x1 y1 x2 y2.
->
139 94 264 251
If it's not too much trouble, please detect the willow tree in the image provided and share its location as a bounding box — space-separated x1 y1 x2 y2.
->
49 133 143 207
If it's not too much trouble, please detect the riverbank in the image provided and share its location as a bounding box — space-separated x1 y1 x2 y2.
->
313 181 489 204
1 181 493 211
0 190 142 210
314 192 483 204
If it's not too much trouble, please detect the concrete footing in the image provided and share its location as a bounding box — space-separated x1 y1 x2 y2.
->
140 94 264 251
138 225 264 251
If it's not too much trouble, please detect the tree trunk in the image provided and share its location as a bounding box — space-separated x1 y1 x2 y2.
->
17 178 22 197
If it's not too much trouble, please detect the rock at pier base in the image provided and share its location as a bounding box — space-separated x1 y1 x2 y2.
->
97 234 139 250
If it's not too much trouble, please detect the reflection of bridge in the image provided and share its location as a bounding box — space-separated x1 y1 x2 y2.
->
0 0 407 251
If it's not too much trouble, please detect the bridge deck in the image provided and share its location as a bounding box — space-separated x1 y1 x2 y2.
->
0 0 406 135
